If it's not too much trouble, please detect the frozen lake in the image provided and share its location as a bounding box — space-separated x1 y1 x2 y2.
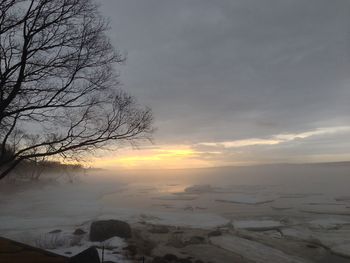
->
1 163 350 262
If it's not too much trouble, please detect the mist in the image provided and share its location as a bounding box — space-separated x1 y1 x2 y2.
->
2 163 350 262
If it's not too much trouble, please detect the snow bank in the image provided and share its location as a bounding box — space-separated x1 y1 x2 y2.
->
49 236 129 263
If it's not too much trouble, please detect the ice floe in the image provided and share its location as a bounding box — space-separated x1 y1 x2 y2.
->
305 202 345 206
94 207 229 229
282 225 350 258
216 194 276 205
279 194 309 199
307 218 350 230
132 211 228 229
153 194 198 201
210 235 309 263
335 196 350 202
271 204 293 210
233 219 282 231
281 227 315 242
300 207 350 216
330 243 350 258
184 184 214 193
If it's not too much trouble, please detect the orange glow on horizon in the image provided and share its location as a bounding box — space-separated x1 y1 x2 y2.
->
90 145 214 169
72 126 350 170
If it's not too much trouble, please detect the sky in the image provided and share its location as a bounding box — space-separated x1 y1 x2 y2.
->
95 0 350 169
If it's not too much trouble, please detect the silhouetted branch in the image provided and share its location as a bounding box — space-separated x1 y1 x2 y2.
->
0 0 153 179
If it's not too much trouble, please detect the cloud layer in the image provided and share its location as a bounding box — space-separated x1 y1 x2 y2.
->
98 0 350 167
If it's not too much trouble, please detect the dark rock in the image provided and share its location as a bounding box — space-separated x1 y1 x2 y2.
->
149 225 170 234
177 259 192 263
163 253 178 261
65 251 72 255
73 228 86 235
48 229 62 234
69 246 100 263
89 220 131 241
207 230 222 237
194 260 204 263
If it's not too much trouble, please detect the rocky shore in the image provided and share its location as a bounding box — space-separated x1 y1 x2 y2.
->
43 218 350 263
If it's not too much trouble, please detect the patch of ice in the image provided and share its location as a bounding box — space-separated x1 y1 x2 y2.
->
184 184 214 193
216 194 275 205
311 228 350 248
281 227 315 242
330 243 350 258
233 219 282 231
335 196 350 202
300 207 350 216
280 194 309 199
282 226 350 253
152 203 175 209
153 195 197 201
93 207 229 229
305 202 345 206
183 184 247 194
210 235 309 263
271 204 293 210
103 236 126 248
134 211 228 229
262 230 283 239
0 216 88 232
307 218 350 230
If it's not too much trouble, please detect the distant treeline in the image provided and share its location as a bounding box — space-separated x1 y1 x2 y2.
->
1 146 84 182
9 160 84 182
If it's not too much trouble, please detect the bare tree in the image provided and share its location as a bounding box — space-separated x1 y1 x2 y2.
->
0 0 153 179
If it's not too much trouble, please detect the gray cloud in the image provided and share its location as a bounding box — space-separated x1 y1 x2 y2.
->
191 127 350 165
100 1 350 159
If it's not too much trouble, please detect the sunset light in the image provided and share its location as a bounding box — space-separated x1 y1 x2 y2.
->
91 126 350 170
92 145 213 169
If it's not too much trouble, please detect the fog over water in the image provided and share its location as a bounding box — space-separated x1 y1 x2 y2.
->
2 163 350 262
111 163 350 194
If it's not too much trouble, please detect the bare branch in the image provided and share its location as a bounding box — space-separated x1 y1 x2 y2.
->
0 0 153 179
